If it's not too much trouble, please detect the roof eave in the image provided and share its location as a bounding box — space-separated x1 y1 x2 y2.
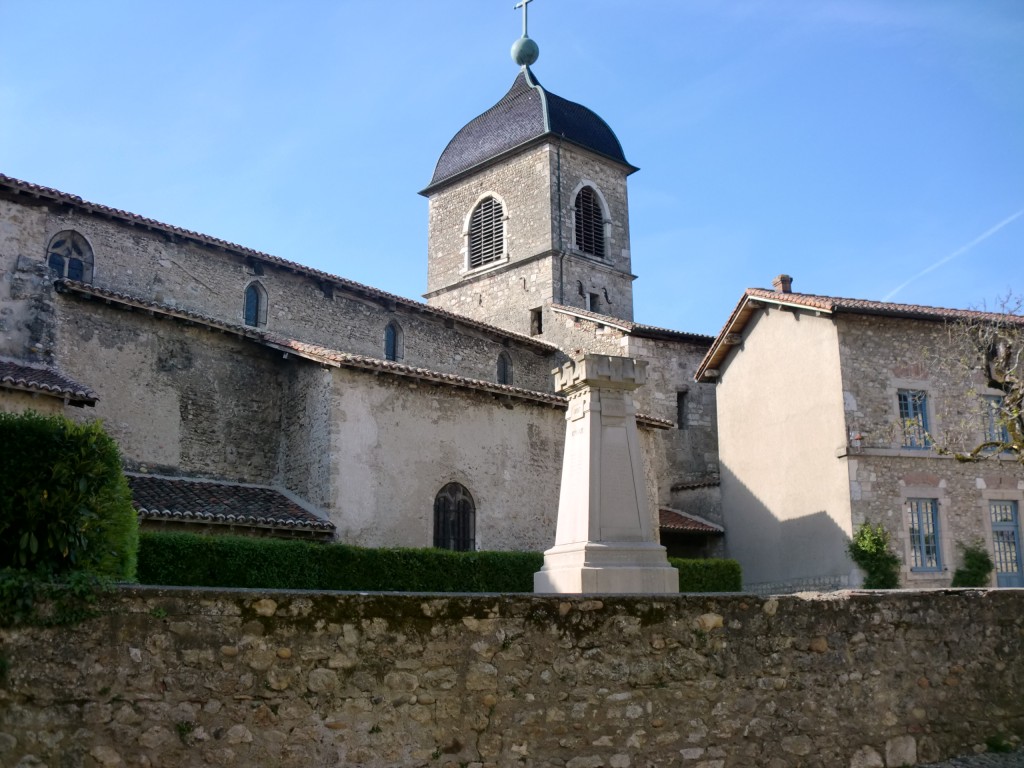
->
420 133 638 197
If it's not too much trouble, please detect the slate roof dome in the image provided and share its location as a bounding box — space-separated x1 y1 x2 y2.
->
423 66 636 193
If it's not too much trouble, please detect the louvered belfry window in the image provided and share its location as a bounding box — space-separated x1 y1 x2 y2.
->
468 196 504 269
575 186 605 257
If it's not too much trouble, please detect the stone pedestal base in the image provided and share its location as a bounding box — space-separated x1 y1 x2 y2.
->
534 542 679 594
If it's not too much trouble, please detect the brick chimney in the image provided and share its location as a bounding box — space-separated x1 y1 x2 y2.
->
772 274 793 293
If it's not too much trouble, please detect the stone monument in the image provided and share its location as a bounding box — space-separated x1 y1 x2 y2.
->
534 354 679 593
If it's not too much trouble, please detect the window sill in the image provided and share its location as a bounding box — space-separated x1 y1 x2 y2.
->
460 256 509 277
837 446 942 459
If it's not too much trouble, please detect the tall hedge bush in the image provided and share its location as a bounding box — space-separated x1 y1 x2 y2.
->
138 532 742 593
0 411 137 580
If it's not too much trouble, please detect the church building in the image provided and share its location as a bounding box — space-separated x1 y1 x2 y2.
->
0 23 723 558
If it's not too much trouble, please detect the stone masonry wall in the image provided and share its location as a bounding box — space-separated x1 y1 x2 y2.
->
426 145 555 297
837 314 1023 587
848 454 1024 588
837 315 995 454
424 252 557 346
1 588 1022 768
279 364 335 510
551 145 633 292
626 335 720 497
55 296 287 485
425 142 635 327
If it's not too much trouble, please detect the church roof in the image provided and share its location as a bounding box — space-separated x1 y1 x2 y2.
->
424 67 636 193
128 473 335 537
0 359 97 406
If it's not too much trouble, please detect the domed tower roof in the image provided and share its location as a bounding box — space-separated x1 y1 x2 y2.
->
423 66 637 194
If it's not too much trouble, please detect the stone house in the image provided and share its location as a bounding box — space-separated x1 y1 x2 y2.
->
0 53 722 554
697 276 1024 592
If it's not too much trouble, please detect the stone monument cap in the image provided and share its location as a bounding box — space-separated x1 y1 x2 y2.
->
553 354 648 394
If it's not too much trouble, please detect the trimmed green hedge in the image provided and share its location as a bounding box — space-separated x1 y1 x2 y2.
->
139 532 741 593
669 557 742 592
0 411 137 580
137 533 544 592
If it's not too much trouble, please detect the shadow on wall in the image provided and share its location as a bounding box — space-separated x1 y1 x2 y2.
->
720 464 856 593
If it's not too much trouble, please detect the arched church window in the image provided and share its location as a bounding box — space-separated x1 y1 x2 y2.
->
384 321 404 362
46 231 94 283
243 281 268 328
497 351 513 386
468 196 504 269
574 186 605 258
433 482 475 551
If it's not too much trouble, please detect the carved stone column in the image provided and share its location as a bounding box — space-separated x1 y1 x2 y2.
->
534 354 678 594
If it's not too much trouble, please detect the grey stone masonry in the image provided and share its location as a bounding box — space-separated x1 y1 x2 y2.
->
1 588 1022 767
0 192 559 392
425 141 635 329
836 313 1023 588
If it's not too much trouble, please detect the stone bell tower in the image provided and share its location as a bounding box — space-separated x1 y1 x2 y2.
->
420 6 639 339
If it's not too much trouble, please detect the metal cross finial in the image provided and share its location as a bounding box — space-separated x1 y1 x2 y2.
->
514 0 534 37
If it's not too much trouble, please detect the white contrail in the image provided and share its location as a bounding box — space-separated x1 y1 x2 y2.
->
883 208 1024 301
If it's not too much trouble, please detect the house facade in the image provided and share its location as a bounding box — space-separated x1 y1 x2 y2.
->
698 276 1024 592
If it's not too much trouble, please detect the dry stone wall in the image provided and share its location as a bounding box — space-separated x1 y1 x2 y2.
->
2 588 1021 768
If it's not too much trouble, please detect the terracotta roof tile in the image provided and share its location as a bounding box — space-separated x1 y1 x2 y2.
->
659 507 724 534
0 359 97 405
670 479 721 492
744 288 1024 324
697 288 1024 381
128 474 334 534
0 173 556 353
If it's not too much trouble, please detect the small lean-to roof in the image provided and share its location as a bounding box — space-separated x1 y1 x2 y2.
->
128 474 335 537
423 67 636 193
0 173 557 354
696 287 1024 382
658 507 724 535
550 304 713 346
0 359 97 406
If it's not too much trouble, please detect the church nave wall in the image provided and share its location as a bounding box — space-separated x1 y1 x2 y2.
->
55 296 289 486
324 366 565 551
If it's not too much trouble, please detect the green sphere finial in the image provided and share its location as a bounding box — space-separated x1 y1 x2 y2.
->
512 35 539 67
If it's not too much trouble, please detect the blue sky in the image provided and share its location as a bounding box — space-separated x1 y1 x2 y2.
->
2 1 1021 336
